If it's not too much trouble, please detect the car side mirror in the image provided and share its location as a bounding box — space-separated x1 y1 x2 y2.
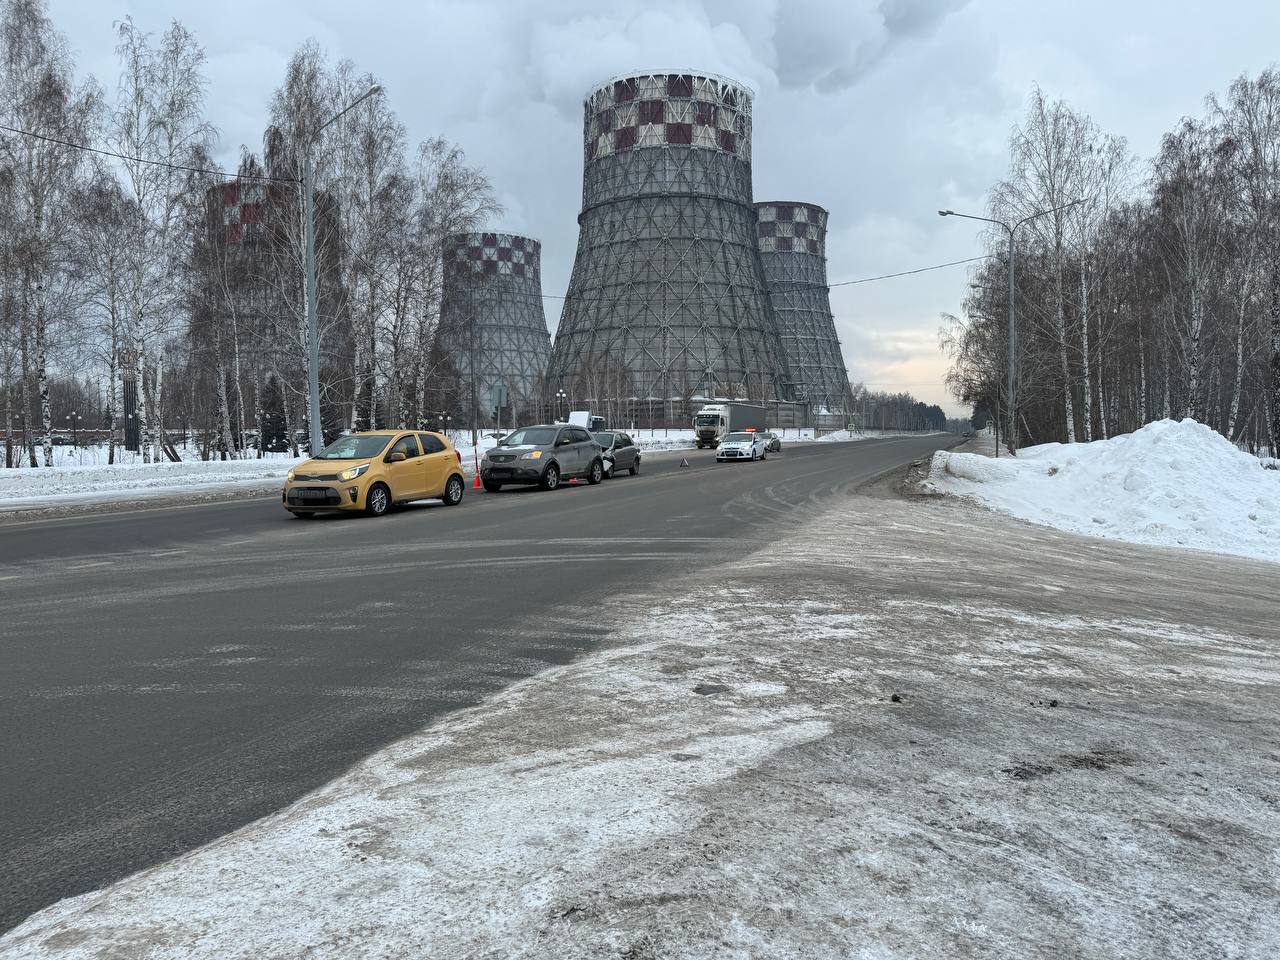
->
387 451 407 463
558 438 572 446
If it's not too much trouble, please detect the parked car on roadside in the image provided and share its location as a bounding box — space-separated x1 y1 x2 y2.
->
716 430 769 462
592 431 641 477
759 430 783 452
479 424 604 492
282 430 466 518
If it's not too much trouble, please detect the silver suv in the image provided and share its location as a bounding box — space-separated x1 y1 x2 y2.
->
480 424 605 492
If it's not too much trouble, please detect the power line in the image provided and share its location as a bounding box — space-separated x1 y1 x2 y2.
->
4 120 991 289
828 255 994 287
0 122 299 184
537 254 994 300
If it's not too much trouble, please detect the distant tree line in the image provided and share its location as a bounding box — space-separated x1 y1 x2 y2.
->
943 70 1280 455
0 0 496 467
850 384 947 432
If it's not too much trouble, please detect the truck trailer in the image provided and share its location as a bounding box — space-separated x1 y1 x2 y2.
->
692 402 767 448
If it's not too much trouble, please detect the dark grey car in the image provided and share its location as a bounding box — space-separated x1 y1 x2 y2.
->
593 431 641 477
480 424 605 492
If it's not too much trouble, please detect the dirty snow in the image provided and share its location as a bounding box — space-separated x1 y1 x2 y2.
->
925 418 1280 563
0 451 302 510
3 482 1277 958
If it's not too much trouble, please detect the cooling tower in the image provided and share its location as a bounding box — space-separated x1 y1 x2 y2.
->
438 232 552 419
547 72 789 406
755 202 852 415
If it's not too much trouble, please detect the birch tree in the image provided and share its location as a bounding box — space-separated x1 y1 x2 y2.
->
0 0 97 466
107 16 214 462
997 88 1093 442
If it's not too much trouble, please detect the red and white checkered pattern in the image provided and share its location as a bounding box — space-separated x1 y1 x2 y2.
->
219 181 266 244
446 232 541 279
584 72 752 163
755 202 827 256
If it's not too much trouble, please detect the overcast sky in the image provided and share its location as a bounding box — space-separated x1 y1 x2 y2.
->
49 0 1280 416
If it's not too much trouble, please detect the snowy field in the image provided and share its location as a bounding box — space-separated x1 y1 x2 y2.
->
925 419 1280 564
1 482 1274 958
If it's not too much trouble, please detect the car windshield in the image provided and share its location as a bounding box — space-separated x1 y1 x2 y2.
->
593 432 615 447
725 432 755 442
695 415 720 425
501 427 558 446
315 435 392 460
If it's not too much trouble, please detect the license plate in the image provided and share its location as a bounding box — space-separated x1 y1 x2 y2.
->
298 489 327 499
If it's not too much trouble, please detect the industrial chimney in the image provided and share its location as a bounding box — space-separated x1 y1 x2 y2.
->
547 72 789 422
754 202 852 417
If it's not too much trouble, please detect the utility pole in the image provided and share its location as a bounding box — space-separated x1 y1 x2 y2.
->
468 286 479 455
302 83 382 454
939 199 1081 455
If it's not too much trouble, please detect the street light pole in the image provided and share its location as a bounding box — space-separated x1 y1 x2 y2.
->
939 199 1081 455
302 83 383 455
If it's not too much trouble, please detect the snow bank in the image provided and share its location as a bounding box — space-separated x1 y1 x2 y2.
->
926 419 1280 563
0 453 302 510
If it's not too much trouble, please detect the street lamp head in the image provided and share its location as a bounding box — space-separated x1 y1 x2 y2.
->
367 84 383 97
938 210 953 217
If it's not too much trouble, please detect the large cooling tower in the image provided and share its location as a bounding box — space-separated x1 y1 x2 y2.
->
547 72 789 404
438 232 551 418
755 202 852 415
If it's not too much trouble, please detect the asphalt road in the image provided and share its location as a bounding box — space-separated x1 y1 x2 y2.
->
0 434 956 932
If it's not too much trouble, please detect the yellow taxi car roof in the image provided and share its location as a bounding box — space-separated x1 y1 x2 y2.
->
343 429 445 436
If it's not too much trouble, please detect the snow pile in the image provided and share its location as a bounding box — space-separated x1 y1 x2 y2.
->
926 418 1280 563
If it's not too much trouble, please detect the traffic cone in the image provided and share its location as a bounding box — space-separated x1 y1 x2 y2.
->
473 472 482 490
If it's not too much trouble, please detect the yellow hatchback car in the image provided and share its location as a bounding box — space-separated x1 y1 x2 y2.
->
283 430 467 518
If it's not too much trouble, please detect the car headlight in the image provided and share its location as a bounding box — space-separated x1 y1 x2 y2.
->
286 469 295 482
337 463 370 482
520 450 543 460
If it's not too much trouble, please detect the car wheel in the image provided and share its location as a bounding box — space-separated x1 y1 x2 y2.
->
365 482 391 517
586 458 604 485
442 475 464 506
629 457 640 476
482 479 503 493
540 463 561 491
292 511 315 519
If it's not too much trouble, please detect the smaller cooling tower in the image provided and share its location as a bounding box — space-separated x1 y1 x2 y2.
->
755 202 852 414
438 232 552 419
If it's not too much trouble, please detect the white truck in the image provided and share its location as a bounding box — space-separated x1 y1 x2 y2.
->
692 402 767 448
568 410 608 432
